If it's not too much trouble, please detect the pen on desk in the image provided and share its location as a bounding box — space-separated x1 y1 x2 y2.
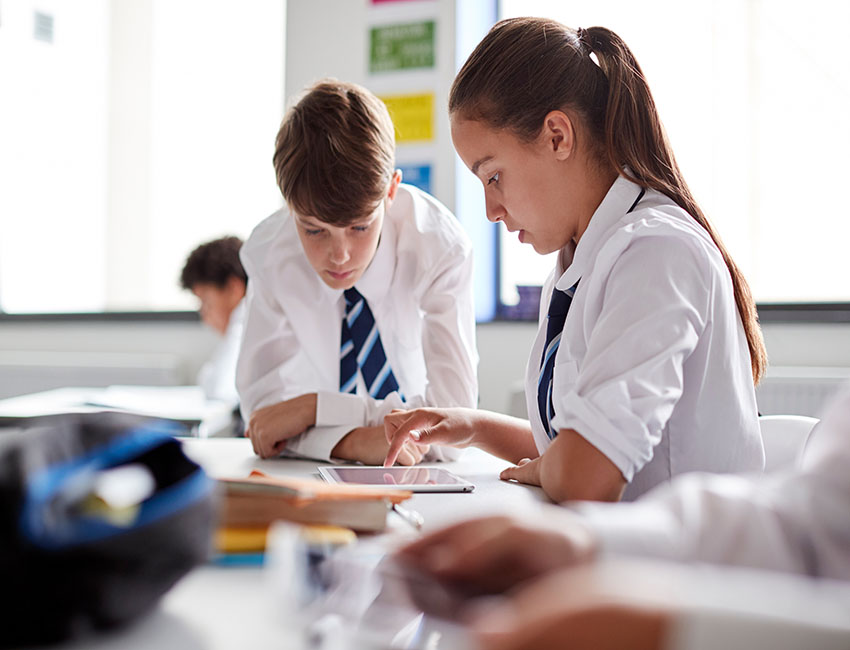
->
392 503 424 532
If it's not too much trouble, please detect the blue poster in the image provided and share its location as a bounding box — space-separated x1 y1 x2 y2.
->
398 163 432 195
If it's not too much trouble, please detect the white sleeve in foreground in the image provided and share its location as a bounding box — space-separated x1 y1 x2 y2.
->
574 384 850 580
664 567 850 650
670 609 850 650
572 471 814 575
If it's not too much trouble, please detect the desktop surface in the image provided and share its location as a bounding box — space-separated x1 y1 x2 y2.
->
34 438 546 650
0 386 236 437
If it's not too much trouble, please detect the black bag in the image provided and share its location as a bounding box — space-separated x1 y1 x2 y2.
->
0 412 215 647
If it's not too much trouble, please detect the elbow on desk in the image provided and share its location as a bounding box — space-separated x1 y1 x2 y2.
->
540 431 627 504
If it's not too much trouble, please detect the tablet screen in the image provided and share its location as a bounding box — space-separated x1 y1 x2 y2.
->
318 466 474 492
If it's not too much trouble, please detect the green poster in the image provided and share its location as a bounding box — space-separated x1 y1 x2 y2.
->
370 21 435 73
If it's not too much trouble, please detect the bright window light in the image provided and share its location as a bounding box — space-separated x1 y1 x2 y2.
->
497 0 850 311
0 0 285 313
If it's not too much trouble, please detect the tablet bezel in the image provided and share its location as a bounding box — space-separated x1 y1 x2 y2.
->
317 466 475 493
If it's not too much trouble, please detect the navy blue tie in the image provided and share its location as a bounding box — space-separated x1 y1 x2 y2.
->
537 282 578 439
535 187 645 438
339 287 403 400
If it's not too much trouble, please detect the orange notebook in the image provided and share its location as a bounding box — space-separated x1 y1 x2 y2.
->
217 470 412 533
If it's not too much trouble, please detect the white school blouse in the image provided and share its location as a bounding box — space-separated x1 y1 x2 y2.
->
525 175 763 501
236 184 478 461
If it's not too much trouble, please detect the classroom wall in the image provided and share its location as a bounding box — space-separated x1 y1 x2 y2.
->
284 0 460 212
2 319 850 415
2 0 849 415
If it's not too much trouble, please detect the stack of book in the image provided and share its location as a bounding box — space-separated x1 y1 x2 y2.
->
213 471 413 563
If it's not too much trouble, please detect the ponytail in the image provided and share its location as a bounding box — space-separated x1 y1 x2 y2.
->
451 18 767 384
584 26 766 383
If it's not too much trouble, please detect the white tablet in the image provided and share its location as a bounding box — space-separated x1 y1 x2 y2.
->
317 466 474 493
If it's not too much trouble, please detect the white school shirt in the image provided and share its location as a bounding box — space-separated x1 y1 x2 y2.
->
525 175 763 501
236 184 478 461
575 383 850 581
197 298 244 406
573 385 850 650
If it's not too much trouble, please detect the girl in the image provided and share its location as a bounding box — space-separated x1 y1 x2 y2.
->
384 18 766 503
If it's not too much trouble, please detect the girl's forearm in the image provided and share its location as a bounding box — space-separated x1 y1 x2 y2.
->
472 411 540 463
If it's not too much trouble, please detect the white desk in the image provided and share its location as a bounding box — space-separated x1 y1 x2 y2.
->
33 439 850 650
181 438 548 530
41 438 547 650
0 387 236 438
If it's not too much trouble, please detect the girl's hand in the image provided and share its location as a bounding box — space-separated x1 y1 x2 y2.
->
332 426 430 466
499 457 542 487
395 514 598 597
383 407 479 467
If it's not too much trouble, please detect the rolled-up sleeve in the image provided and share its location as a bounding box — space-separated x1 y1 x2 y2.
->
572 472 811 573
551 236 709 481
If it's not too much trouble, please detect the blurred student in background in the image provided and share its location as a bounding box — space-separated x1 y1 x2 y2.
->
180 235 247 406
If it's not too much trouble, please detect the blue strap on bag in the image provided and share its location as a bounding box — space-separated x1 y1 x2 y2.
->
0 412 215 648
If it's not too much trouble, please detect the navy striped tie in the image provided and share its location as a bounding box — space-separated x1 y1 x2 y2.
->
535 187 645 438
339 287 403 400
537 282 578 439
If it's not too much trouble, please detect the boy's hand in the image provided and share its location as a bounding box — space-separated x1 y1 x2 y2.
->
245 393 317 458
333 426 430 466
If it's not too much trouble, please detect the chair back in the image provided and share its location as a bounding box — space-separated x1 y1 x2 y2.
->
758 415 819 472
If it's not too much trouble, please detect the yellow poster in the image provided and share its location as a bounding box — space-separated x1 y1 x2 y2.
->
379 92 434 143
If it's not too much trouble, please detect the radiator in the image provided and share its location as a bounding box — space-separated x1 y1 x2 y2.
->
755 367 850 418
0 351 183 400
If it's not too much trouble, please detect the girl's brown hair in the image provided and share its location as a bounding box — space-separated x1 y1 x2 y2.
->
274 80 395 226
450 17 766 384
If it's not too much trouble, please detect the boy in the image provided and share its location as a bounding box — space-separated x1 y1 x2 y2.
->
237 80 478 464
180 235 247 405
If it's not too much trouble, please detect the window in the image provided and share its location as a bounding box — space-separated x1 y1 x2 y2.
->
491 0 850 318
0 0 285 313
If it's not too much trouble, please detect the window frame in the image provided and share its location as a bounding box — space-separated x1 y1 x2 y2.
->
2 302 849 325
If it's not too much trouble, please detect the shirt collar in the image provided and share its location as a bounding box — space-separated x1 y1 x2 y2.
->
555 174 645 291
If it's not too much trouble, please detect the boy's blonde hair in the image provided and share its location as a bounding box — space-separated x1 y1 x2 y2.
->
273 80 396 226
